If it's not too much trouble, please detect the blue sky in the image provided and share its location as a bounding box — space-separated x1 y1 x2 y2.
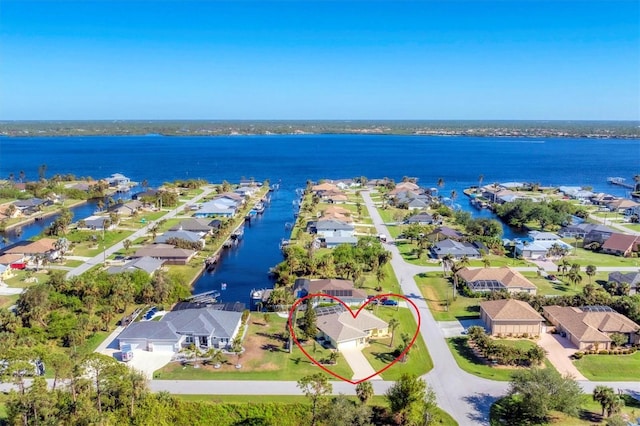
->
1 0 638 120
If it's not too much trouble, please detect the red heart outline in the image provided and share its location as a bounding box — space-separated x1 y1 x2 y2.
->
287 293 421 384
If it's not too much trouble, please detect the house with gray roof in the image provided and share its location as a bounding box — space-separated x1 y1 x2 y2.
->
79 216 116 231
169 218 217 235
559 223 614 239
405 213 435 225
132 244 196 265
427 226 464 242
117 307 243 353
315 220 355 238
194 198 238 218
155 230 205 248
430 239 481 259
107 256 164 275
608 271 640 295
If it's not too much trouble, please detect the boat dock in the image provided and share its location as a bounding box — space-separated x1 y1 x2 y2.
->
607 177 635 189
187 290 221 304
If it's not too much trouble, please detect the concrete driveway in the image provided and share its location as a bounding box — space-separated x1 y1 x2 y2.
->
538 332 587 380
439 319 485 338
101 349 174 379
340 347 382 382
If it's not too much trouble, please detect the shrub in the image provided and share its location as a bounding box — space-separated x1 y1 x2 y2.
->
573 352 583 359
599 350 609 355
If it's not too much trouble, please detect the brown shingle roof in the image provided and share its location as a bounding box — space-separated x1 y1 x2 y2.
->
458 267 537 290
308 279 368 299
543 306 639 342
5 238 57 254
480 299 544 321
602 234 640 253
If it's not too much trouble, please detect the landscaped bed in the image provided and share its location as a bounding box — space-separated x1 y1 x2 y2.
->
446 337 554 381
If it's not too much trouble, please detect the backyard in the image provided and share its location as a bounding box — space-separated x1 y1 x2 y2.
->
573 351 640 381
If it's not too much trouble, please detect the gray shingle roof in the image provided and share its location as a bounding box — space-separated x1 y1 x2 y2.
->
155 230 202 244
107 256 164 275
163 308 242 339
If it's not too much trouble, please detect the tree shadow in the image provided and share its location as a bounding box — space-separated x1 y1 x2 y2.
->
462 393 500 425
371 351 396 363
577 409 602 423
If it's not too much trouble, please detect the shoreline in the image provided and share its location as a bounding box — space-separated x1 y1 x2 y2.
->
1 199 89 232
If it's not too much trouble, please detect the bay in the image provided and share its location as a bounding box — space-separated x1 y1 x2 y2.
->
1 135 638 303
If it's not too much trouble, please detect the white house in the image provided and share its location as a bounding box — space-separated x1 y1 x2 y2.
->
315 307 388 351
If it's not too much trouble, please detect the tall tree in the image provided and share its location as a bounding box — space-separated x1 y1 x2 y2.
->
388 318 400 348
385 373 436 426
297 373 333 426
585 265 597 284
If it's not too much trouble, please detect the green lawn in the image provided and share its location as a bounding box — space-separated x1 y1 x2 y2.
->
0 294 19 309
573 352 640 381
66 229 135 257
361 306 433 380
446 337 553 381
154 314 354 381
415 273 480 321
520 272 582 296
621 223 640 232
558 244 640 267
361 263 401 294
467 255 532 268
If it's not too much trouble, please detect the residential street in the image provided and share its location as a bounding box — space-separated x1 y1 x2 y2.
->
65 186 216 278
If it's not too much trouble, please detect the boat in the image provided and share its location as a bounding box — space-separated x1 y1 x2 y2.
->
231 226 244 240
253 201 265 214
204 254 219 271
221 282 227 290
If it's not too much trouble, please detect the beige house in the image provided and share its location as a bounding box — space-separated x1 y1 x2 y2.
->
480 299 544 337
458 267 538 295
316 308 388 351
543 306 640 350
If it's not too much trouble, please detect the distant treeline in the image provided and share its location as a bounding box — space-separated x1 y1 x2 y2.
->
1 120 639 138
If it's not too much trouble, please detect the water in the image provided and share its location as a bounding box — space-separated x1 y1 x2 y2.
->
1 135 639 302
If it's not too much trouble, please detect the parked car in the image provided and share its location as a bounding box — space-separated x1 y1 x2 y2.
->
381 299 398 306
547 275 558 281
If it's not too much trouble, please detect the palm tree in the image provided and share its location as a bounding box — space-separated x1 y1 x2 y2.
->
481 256 491 268
355 381 374 404
441 254 454 277
585 265 597 284
388 318 400 348
567 267 583 289
593 385 615 417
559 258 571 276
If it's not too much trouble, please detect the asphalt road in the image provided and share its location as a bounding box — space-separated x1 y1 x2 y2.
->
65 187 216 278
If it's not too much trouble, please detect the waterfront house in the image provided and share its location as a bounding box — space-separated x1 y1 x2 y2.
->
514 240 548 259
194 199 238 218
132 244 196 265
154 230 205 248
601 233 640 257
458 267 538 294
543 305 640 350
80 216 117 231
0 253 26 269
12 198 51 215
558 186 594 201
117 307 243 352
169 218 217 235
293 278 368 306
107 256 164 276
607 271 640 295
110 200 143 217
606 198 640 213
4 238 60 262
319 206 354 224
315 219 355 238
430 239 481 259
322 190 349 204
624 205 640 218
132 189 160 201
106 173 130 185
559 223 614 239
480 299 544 337
315 305 388 351
312 182 339 194
234 186 256 197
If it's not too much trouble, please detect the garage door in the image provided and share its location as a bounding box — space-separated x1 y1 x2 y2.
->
149 343 176 352
337 340 358 351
